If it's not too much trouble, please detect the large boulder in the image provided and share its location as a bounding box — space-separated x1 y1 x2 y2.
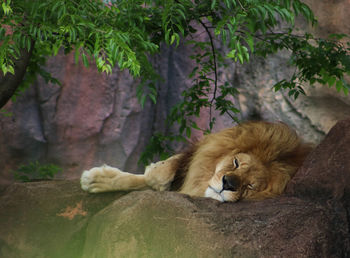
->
0 180 126 258
82 192 348 258
286 119 350 203
1 119 350 257
0 183 348 258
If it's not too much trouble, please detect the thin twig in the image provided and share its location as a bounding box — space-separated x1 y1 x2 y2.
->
237 0 246 11
225 111 235 121
198 18 218 130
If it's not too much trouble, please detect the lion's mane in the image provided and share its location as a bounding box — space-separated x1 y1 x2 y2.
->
171 121 313 199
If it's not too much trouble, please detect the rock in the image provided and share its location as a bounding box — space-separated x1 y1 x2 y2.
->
0 185 349 257
305 0 350 37
1 119 350 257
0 44 200 187
83 191 348 258
0 180 126 258
286 119 350 203
0 52 156 187
231 52 329 144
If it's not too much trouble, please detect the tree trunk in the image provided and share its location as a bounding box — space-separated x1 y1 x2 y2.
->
0 42 34 109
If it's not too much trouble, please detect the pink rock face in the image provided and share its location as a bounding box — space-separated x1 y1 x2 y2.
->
42 53 147 174
0 44 205 186
0 53 156 186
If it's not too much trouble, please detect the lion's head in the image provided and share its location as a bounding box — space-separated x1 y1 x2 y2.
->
205 151 290 202
175 121 312 202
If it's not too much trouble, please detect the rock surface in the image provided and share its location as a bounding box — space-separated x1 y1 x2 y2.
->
1 0 350 187
0 184 347 258
1 119 350 257
0 180 127 258
286 119 350 203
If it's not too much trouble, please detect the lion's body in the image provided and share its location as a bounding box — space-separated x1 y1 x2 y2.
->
81 121 312 202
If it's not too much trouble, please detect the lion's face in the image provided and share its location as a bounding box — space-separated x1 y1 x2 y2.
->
205 152 271 202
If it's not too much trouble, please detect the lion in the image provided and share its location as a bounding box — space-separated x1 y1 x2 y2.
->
80 121 313 202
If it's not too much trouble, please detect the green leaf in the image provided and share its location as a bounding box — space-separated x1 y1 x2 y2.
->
226 49 237 59
245 34 254 52
74 49 80 64
211 0 216 9
140 95 147 108
335 80 343 92
186 127 191 138
176 8 186 21
82 53 89 67
149 93 157 104
327 76 336 87
343 82 350 95
170 34 176 45
2 1 12 15
8 65 14 75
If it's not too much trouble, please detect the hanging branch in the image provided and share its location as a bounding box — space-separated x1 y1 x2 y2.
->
198 18 218 129
0 41 35 109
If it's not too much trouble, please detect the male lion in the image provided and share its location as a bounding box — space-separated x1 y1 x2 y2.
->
81 121 312 202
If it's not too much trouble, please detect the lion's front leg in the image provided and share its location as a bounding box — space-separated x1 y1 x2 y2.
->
80 165 148 193
144 154 183 191
81 154 183 193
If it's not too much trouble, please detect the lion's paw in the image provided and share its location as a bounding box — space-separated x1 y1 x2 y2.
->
80 165 122 193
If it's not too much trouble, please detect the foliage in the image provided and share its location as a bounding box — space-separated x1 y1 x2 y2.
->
0 0 159 99
0 108 12 117
12 161 62 182
1 0 350 164
138 133 185 165
272 33 350 98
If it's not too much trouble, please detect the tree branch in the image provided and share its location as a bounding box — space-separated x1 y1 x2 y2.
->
0 41 35 109
198 18 218 129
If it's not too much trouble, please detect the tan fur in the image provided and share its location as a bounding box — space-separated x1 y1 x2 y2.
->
81 121 312 202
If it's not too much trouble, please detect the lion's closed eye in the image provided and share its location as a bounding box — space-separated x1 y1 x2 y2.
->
233 158 239 168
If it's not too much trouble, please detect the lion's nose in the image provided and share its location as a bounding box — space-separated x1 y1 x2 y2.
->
222 175 240 191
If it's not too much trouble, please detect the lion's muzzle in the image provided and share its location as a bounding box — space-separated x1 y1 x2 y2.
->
222 175 241 192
